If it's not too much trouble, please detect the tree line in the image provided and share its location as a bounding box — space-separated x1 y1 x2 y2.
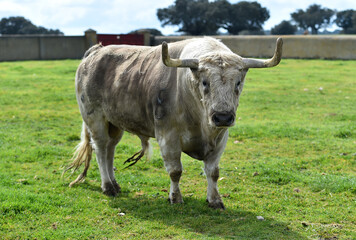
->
157 0 356 35
0 16 63 35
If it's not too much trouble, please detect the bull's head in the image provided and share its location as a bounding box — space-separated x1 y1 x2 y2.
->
162 38 283 128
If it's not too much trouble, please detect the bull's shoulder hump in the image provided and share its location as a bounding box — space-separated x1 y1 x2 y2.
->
164 37 232 59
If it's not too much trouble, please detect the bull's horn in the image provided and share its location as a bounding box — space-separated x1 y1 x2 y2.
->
162 41 199 69
242 37 283 68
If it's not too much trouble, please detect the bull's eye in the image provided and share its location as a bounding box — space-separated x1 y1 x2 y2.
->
235 81 241 93
202 79 209 94
202 80 208 87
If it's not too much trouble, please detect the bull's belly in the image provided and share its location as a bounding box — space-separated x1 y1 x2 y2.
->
106 110 155 137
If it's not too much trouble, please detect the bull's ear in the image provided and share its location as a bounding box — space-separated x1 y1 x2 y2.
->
242 38 283 68
162 42 199 69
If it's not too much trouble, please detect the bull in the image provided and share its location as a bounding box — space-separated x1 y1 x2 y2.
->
65 37 283 209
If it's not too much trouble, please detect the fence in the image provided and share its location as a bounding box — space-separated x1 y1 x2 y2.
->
1 29 356 61
97 34 144 46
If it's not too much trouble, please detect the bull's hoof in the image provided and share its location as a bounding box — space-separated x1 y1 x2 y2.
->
112 179 121 194
208 200 225 210
102 182 118 197
169 192 183 204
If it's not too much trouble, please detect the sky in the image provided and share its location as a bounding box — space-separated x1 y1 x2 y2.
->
0 0 355 35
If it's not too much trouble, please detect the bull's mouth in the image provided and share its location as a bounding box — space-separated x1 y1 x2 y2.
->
211 112 235 128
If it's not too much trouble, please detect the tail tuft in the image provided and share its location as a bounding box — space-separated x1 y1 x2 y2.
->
123 137 151 169
63 123 93 186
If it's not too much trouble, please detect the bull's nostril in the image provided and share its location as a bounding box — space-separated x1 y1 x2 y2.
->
212 114 220 124
212 113 234 127
226 115 234 125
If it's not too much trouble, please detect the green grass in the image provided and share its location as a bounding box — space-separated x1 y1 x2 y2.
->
0 59 355 239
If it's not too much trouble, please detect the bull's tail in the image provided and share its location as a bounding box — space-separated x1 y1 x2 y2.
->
63 122 93 187
83 43 103 59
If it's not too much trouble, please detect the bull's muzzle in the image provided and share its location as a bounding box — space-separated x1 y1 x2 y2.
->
212 112 235 127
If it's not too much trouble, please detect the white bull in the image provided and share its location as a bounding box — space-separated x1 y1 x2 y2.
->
65 37 283 209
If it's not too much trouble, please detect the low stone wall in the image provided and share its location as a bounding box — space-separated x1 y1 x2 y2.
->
0 35 86 61
155 35 356 60
1 33 355 61
0 29 147 61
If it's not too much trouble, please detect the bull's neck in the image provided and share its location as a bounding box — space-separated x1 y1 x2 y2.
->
177 68 203 115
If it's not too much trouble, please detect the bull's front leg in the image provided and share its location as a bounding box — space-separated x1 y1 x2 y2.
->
204 131 229 210
165 155 183 204
157 134 183 204
204 159 224 209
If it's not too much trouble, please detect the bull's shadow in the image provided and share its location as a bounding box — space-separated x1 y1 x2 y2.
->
102 188 306 239
67 160 305 239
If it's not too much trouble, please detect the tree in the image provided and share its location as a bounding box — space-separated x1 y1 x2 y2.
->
129 28 163 36
221 1 269 35
157 0 270 35
0 16 63 35
335 10 356 34
271 21 297 35
291 4 334 34
157 0 221 35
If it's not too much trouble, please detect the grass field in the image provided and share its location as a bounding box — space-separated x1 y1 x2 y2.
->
0 59 355 239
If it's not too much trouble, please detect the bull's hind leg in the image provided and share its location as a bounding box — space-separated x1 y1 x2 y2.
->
90 119 123 196
106 122 124 194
